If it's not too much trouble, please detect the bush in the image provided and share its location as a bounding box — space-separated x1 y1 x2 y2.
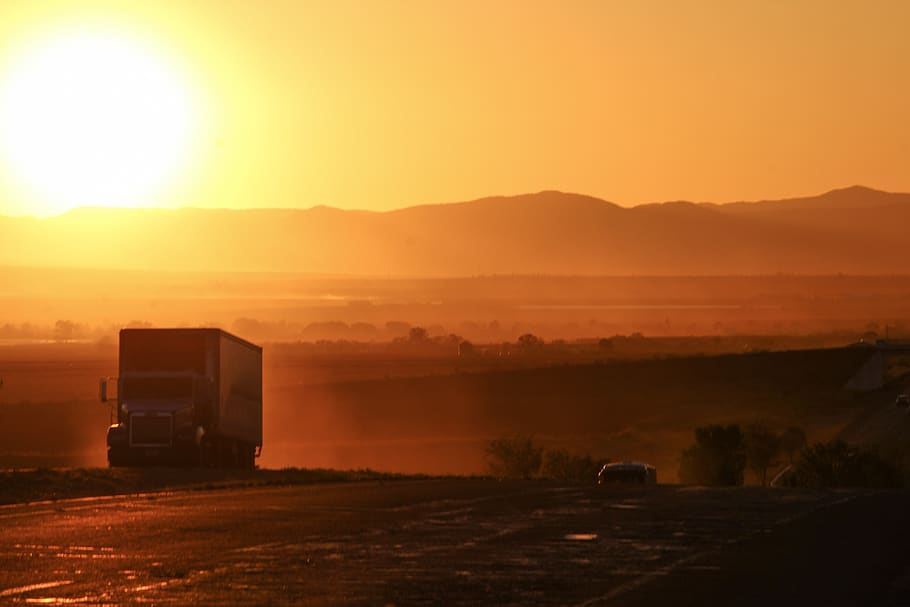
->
486 436 543 479
540 448 603 483
779 426 807 464
786 440 901 488
744 423 780 486
679 424 746 486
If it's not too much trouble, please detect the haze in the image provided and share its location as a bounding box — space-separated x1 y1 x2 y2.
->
1 1 910 216
4 3 910 602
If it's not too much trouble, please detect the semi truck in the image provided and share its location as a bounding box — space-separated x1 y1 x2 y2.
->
101 328 262 469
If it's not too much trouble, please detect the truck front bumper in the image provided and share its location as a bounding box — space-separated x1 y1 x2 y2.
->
107 424 199 467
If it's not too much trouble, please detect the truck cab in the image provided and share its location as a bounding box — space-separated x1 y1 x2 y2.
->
106 373 209 466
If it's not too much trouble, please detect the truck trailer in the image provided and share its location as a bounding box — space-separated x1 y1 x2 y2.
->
102 328 262 468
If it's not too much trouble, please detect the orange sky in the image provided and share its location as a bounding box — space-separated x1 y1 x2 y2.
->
0 0 908 216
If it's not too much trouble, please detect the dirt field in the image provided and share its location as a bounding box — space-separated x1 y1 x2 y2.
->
0 345 881 478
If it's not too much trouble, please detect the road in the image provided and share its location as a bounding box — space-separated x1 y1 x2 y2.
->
1 480 909 606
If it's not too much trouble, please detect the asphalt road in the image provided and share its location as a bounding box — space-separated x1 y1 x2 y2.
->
1 480 909 606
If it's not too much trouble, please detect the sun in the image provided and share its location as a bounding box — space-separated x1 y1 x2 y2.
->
0 26 200 216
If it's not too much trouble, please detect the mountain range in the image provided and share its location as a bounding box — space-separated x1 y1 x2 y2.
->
1 185 907 275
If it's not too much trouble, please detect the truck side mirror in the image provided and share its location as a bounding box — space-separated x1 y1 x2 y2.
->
100 378 108 403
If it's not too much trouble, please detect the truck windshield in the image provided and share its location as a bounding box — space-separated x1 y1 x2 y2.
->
122 376 193 400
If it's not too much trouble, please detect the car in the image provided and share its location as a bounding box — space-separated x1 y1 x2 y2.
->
896 394 910 408
597 462 657 485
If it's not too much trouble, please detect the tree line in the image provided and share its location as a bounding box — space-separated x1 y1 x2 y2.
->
679 423 902 488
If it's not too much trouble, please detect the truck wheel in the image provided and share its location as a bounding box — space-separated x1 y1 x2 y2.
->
240 444 255 470
229 440 240 468
198 437 215 468
108 448 127 467
214 438 237 468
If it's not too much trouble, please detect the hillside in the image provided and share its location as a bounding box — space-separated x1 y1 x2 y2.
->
705 185 910 242
1 186 908 275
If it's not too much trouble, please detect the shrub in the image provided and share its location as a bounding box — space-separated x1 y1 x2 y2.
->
779 426 808 464
786 440 901 488
540 448 603 483
486 436 543 479
744 423 781 486
679 424 746 486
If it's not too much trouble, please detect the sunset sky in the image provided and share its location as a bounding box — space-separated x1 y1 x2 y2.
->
0 0 907 217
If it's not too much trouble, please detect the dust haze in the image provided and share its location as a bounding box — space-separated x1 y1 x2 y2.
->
2 264 908 479
4 188 910 478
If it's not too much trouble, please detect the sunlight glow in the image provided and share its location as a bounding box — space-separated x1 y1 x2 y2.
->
0 26 199 216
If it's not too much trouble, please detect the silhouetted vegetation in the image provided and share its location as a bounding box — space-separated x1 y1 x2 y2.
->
784 440 902 488
679 425 746 486
408 326 429 342
485 437 604 482
517 333 544 350
778 426 808 464
485 436 543 479
682 423 810 486
744 423 781 486
540 449 604 483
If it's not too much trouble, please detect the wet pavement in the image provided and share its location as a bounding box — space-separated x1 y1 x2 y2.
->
0 480 904 605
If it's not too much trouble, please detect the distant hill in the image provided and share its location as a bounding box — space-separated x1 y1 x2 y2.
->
1 186 908 275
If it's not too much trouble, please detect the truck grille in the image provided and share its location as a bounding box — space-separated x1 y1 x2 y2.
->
130 414 173 446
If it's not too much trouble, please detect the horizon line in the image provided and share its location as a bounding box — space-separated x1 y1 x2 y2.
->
1 183 901 220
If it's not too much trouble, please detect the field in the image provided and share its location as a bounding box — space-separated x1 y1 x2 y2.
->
4 269 910 344
0 342 888 481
